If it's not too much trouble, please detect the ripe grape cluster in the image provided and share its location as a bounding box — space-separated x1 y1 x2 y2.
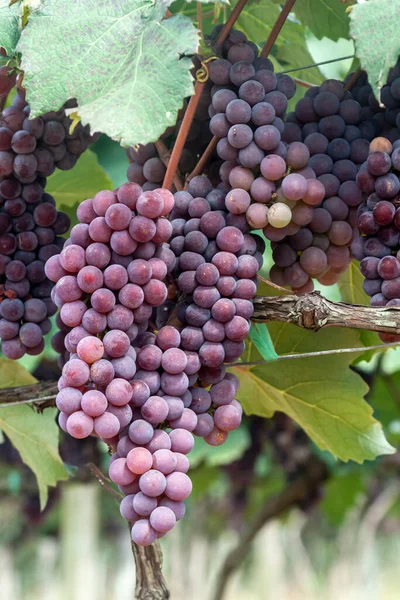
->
352 137 400 342
0 89 79 358
50 181 245 544
49 184 175 436
169 174 263 366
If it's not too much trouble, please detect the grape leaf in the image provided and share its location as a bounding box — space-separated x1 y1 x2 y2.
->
46 149 113 220
232 325 395 463
91 136 130 188
338 261 385 356
320 470 366 525
350 0 400 98
0 0 20 55
17 0 199 146
0 359 68 508
338 260 369 306
293 0 354 42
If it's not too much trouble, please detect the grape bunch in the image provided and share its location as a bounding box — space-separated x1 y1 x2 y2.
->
49 180 245 544
347 59 400 144
113 328 243 545
352 137 400 342
0 89 75 358
48 183 176 437
263 78 374 289
168 174 263 366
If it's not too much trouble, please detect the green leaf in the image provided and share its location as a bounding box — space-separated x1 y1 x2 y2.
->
17 0 199 146
189 427 250 468
0 0 19 55
91 135 129 189
232 325 395 463
338 261 385 357
350 0 400 98
0 359 68 508
320 470 366 525
46 149 113 223
293 0 354 42
0 356 36 387
249 323 278 362
0 406 68 508
338 260 369 306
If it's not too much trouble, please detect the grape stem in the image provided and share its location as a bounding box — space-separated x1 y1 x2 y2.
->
162 80 206 191
130 525 170 600
252 291 400 335
212 457 327 600
154 140 184 191
345 66 362 91
260 0 298 58
86 462 123 501
214 0 250 49
185 135 218 184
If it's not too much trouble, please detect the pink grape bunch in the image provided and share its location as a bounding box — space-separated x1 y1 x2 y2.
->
352 137 400 342
111 326 243 545
47 184 176 440
0 88 81 358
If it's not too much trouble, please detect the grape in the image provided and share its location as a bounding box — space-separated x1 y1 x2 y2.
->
131 520 157 546
66 411 94 439
81 390 108 417
139 469 167 497
267 203 292 228
260 154 286 180
56 388 82 415
90 359 115 386
378 256 400 279
299 247 327 276
105 378 133 406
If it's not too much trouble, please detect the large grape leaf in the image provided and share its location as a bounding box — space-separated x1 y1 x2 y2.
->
350 0 400 98
17 0 199 146
232 324 395 463
293 0 354 42
46 149 113 221
0 359 68 508
0 0 19 55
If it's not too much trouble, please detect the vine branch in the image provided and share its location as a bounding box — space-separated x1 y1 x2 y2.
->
162 80 205 191
260 0 298 58
252 291 400 334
